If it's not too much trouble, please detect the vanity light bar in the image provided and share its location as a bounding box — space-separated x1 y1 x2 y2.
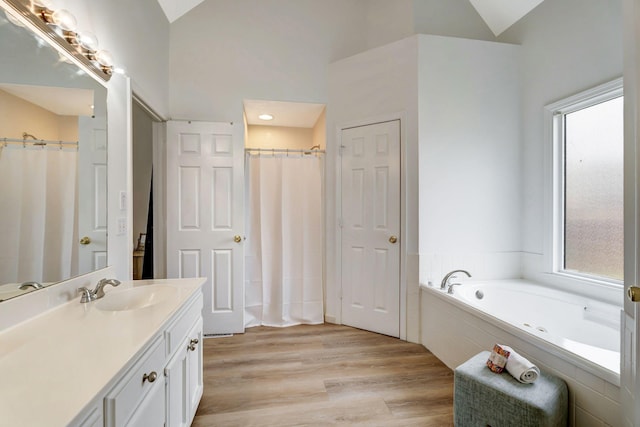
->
0 0 112 83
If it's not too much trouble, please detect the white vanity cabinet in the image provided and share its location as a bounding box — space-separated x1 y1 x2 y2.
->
165 318 204 427
0 277 206 427
103 290 204 427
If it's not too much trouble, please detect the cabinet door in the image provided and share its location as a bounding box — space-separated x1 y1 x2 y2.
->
186 319 204 423
165 342 188 427
126 378 165 427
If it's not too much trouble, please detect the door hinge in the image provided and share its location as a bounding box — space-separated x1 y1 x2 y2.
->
339 145 346 156
338 218 344 228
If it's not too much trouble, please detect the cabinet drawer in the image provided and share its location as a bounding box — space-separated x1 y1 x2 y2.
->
165 294 203 355
104 335 166 427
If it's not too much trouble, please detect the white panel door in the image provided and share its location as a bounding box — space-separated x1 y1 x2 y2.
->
341 120 400 337
78 116 108 274
166 121 244 334
622 0 640 424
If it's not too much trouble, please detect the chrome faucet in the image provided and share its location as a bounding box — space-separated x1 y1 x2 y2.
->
19 281 44 290
440 269 472 292
78 278 121 303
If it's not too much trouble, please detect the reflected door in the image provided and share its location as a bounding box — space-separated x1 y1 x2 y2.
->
77 116 108 274
166 121 244 334
341 120 400 337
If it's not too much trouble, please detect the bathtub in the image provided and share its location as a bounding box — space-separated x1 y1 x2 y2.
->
420 279 622 425
420 279 620 382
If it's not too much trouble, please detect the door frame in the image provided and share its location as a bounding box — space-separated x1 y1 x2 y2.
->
334 112 407 340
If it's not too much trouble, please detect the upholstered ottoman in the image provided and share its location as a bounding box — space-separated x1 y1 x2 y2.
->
454 351 568 427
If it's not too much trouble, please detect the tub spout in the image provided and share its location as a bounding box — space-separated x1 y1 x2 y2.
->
441 269 471 290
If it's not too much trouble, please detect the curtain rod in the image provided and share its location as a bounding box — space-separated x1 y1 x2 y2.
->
245 148 325 154
2 138 78 148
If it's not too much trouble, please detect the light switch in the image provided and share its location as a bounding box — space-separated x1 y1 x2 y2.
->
117 217 126 236
119 191 127 210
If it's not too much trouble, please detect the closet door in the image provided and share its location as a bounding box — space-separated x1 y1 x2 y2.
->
166 121 244 334
340 120 401 337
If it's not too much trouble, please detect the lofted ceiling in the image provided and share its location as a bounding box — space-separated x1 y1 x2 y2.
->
157 0 545 127
468 0 545 36
155 0 205 24
155 0 545 35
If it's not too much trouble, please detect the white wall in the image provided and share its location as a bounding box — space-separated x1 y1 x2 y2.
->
365 0 414 50
328 36 419 340
56 0 170 116
418 35 522 283
497 0 623 279
169 0 369 124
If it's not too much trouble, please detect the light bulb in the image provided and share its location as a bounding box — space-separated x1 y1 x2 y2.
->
77 31 98 51
258 114 274 121
95 50 113 67
51 9 76 31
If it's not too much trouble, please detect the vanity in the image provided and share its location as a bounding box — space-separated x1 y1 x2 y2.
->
0 273 205 426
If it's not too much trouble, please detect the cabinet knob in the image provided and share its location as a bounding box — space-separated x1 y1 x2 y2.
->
188 338 199 351
143 371 158 383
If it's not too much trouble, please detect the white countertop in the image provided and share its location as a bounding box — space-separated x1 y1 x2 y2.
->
0 278 205 427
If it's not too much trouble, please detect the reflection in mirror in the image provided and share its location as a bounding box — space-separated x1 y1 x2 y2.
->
0 9 108 301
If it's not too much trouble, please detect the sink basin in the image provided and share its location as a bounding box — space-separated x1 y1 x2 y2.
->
95 285 179 311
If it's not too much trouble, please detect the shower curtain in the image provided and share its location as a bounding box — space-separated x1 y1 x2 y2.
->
244 153 324 327
0 145 77 284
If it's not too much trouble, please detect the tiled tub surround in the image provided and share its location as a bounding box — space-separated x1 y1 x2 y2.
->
420 280 622 427
0 269 205 426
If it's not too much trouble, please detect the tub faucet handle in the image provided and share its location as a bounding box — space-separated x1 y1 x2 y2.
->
447 283 463 294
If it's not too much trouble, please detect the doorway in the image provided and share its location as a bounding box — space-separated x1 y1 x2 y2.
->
132 97 162 280
243 100 327 329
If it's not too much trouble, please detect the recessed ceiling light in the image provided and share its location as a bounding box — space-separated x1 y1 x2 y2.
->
258 114 274 121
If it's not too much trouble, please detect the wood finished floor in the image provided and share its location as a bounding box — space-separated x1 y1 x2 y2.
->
193 324 454 426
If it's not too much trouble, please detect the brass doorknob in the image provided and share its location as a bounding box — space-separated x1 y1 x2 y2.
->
79 236 91 245
234 235 242 243
628 286 640 302
389 236 398 244
143 371 158 383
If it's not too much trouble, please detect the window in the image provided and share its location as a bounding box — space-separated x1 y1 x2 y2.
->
546 79 623 284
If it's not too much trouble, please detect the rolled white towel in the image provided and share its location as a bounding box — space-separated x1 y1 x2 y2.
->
502 345 540 384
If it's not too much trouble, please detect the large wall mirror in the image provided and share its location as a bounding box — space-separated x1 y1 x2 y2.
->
0 8 108 302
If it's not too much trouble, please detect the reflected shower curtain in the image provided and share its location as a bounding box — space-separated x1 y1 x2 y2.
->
245 154 324 327
0 146 77 284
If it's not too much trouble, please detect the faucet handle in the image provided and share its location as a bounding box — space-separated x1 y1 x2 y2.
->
78 287 95 303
